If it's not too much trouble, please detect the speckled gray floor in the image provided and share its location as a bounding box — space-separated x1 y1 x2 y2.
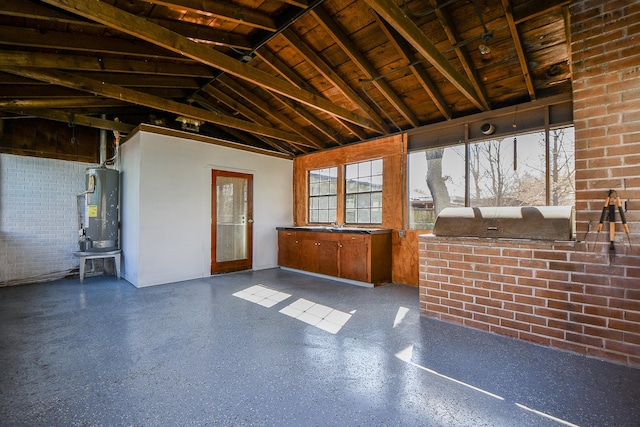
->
1 268 639 426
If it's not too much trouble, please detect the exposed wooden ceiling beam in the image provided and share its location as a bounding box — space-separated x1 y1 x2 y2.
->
5 108 135 133
0 4 253 51
311 6 419 128
255 47 367 141
279 0 310 8
40 0 380 133
429 0 491 111
0 0 100 27
364 0 484 111
280 28 388 134
0 51 212 78
501 0 536 100
375 15 452 120
513 0 572 25
0 26 183 61
271 92 345 146
144 0 278 32
0 98 128 109
190 94 298 155
218 75 326 149
0 67 307 146
148 18 253 50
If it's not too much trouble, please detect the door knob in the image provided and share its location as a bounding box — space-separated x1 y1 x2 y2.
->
248 219 254 223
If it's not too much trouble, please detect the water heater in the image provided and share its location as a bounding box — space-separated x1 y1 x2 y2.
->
78 166 119 252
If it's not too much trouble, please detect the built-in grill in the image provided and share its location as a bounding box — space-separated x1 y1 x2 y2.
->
433 206 574 241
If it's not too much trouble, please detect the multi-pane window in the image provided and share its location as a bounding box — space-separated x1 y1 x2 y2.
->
345 159 383 224
308 167 337 223
408 126 575 229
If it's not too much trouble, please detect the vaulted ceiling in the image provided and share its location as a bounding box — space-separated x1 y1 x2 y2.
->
0 0 572 156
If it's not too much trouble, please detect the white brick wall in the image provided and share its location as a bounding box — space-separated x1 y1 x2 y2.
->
0 154 97 285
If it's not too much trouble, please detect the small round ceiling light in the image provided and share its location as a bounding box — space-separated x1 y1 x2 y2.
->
480 123 495 135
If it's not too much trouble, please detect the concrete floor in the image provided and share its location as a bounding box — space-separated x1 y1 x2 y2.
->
1 268 639 426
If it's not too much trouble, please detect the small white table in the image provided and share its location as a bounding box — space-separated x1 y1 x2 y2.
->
74 250 121 284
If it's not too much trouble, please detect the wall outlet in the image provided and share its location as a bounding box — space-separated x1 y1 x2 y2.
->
398 229 406 238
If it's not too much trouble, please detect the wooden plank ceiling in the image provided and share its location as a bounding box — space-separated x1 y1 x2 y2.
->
0 0 571 156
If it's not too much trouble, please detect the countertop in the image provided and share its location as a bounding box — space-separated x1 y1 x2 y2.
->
277 226 392 235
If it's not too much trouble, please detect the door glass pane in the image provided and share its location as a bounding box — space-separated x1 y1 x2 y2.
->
216 176 247 262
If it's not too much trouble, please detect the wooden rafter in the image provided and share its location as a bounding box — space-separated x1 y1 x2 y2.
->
311 6 419 128
0 98 128 109
144 0 278 32
428 0 491 111
501 0 536 100
280 28 388 134
218 75 326 149
40 0 380 133
375 15 452 120
0 67 307 146
148 18 253 50
0 26 183 61
0 51 213 78
364 0 484 111
0 0 100 27
513 0 572 24
255 47 367 141
5 109 135 133
189 94 297 155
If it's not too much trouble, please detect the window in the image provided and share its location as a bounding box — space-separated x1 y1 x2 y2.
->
308 167 337 223
345 159 383 224
408 126 575 229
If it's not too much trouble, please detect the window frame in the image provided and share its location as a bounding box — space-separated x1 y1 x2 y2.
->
307 166 338 224
407 124 575 230
344 158 383 225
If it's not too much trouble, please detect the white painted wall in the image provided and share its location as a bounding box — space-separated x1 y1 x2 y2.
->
120 130 293 287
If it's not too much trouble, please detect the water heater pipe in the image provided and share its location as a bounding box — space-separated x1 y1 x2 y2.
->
99 114 107 165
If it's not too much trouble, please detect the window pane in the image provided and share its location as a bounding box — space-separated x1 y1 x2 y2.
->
345 209 356 223
371 159 383 175
357 209 370 223
370 208 382 224
345 164 358 179
357 193 371 208
346 194 356 208
371 192 382 208
308 166 337 223
346 179 359 194
470 132 546 207
408 146 465 230
328 195 337 209
344 159 383 225
359 161 371 176
549 127 575 206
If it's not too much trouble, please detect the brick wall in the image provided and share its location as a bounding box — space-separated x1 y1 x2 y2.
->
419 237 640 366
0 154 96 285
419 1 640 367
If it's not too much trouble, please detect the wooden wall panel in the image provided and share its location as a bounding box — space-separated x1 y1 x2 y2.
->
293 133 421 286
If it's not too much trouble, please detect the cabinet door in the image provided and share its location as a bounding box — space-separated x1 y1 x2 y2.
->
339 236 369 282
278 231 299 269
317 239 338 277
298 236 320 273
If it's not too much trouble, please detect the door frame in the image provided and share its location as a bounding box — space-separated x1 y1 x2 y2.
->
211 169 253 274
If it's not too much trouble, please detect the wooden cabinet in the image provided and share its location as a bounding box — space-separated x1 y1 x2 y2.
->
277 228 391 286
277 230 299 269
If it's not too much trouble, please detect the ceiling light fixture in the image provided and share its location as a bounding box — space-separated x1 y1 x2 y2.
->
479 44 491 55
176 116 202 132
